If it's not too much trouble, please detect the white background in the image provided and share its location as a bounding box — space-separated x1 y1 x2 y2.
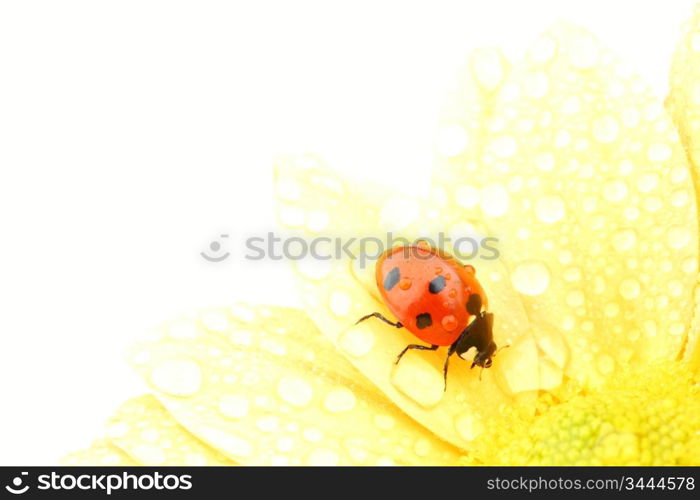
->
0 0 696 465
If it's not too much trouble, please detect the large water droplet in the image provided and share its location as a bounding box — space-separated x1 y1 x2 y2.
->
619 278 641 300
323 387 357 413
339 324 376 357
218 394 250 419
602 180 628 202
667 226 692 249
471 48 505 91
612 229 637 252
480 183 510 216
535 195 566 223
592 115 619 143
511 261 551 296
277 377 314 407
454 412 484 442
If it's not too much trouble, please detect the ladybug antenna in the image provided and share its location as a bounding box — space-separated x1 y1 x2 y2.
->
494 344 510 357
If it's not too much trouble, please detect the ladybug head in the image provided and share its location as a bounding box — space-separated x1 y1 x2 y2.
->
466 293 483 315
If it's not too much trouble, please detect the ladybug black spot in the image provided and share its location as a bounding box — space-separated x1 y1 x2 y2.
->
383 266 400 291
416 313 433 329
429 275 446 294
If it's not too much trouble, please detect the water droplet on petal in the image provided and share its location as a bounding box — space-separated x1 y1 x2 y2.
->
218 394 250 419
597 354 615 375
602 180 628 202
569 33 599 69
339 325 375 357
667 226 692 249
534 195 566 223
329 290 352 317
306 448 340 466
592 115 619 143
511 261 551 296
277 377 314 407
323 387 357 413
480 183 509 216
454 412 484 442
612 229 637 252
619 278 641 300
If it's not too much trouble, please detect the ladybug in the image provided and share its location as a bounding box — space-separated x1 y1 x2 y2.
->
356 241 503 390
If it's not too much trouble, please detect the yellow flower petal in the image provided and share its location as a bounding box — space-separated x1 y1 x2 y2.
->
274 158 540 451
667 3 700 373
435 23 699 387
61 440 137 466
104 395 234 466
126 305 460 465
461 363 700 465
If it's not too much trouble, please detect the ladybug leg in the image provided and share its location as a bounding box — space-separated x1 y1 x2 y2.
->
443 348 456 392
395 344 438 364
355 312 403 329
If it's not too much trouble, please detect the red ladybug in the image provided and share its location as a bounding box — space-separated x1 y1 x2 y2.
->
356 241 502 389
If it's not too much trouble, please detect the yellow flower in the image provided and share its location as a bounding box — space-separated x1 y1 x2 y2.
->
65 12 700 466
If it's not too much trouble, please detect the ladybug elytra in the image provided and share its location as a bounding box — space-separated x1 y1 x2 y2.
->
356 242 504 390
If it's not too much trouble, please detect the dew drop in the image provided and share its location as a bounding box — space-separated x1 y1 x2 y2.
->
524 71 549 98
323 387 357 413
490 135 518 158
534 195 566 223
398 278 412 290
339 325 376 357
329 290 352 317
380 197 419 231
596 354 615 375
612 229 637 252
275 179 301 201
306 449 340 466
441 315 458 331
218 394 250 419
566 290 585 308
569 33 599 69
619 278 641 300
647 142 672 162
667 226 692 249
480 183 510 216
454 412 483 442
563 267 582 282
511 261 551 296
604 303 620 317
471 48 505 91
602 180 628 202
529 35 557 63
413 439 432 457
592 115 619 143
455 185 480 208
306 210 330 232
277 377 314 407
374 414 395 430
